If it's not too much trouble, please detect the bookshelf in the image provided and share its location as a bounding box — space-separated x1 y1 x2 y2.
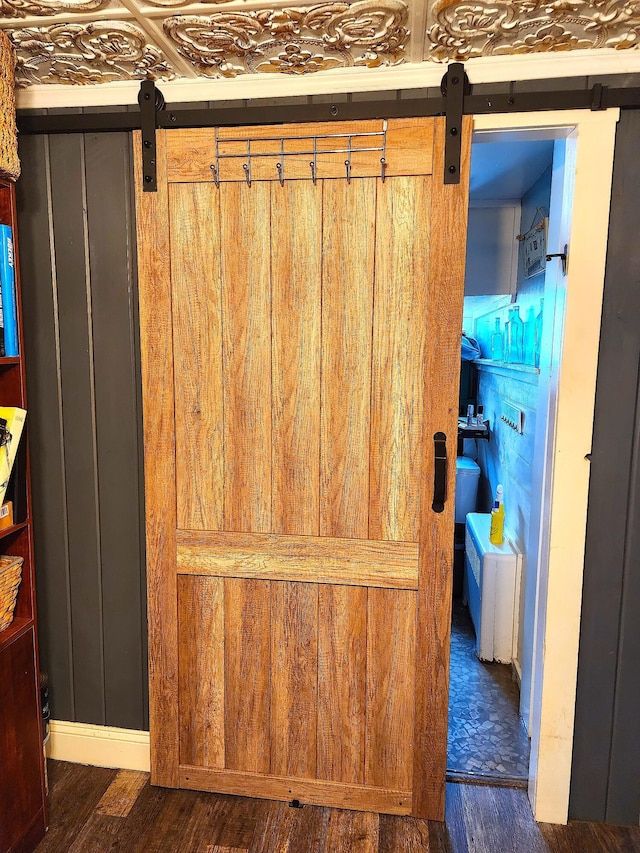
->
0 181 47 853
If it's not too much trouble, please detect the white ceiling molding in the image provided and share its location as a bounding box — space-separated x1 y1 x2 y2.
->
3 0 639 106
14 47 640 109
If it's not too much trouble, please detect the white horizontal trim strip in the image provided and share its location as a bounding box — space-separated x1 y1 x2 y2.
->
46 721 151 772
16 48 640 111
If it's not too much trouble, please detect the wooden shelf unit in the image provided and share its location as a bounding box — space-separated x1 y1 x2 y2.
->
0 180 47 853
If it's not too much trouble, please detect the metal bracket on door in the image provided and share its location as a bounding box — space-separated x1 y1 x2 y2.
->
138 80 165 192
546 244 568 276
441 63 469 186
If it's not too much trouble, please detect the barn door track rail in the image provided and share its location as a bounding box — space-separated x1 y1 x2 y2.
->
16 64 640 192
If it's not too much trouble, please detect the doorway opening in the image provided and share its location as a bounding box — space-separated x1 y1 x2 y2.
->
448 131 565 785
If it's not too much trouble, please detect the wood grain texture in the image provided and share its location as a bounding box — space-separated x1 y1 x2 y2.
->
378 813 431 853
42 761 640 853
369 176 430 543
179 767 411 815
320 178 376 539
270 582 319 778
270 181 321 537
224 579 271 774
412 116 471 820
178 576 225 769
95 770 148 818
170 183 224 531
317 585 367 785
133 129 179 787
165 119 434 183
220 182 272 533
365 588 416 792
176 530 418 590
324 809 379 853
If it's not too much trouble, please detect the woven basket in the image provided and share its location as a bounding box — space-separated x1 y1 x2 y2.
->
0 555 23 631
0 31 19 182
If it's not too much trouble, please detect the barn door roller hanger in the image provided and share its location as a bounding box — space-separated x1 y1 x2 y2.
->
136 64 469 192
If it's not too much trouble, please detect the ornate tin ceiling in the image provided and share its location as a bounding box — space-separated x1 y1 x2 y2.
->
1 0 639 88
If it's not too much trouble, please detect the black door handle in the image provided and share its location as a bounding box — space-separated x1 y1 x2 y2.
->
432 431 447 513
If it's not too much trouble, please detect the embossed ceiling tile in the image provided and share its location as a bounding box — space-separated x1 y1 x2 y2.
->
426 0 640 62
0 0 120 19
163 0 410 78
10 20 179 84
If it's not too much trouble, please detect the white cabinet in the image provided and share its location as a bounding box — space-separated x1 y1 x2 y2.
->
465 203 520 297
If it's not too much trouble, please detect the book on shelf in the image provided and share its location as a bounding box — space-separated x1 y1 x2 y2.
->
5 434 26 524
0 225 17 357
0 406 26 508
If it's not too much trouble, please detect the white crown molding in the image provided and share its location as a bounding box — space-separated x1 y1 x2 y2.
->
15 47 640 110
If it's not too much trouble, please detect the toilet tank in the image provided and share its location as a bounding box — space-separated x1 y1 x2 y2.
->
455 457 480 524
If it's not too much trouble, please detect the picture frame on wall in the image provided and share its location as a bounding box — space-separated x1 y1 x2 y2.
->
519 209 548 279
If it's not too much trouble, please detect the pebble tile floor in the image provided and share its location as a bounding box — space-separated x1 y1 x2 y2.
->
447 598 530 780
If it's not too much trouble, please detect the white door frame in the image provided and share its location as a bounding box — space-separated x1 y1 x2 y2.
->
472 109 618 824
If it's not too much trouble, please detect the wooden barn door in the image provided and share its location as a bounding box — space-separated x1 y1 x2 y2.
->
134 117 470 820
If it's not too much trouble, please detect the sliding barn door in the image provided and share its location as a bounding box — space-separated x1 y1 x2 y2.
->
134 117 470 820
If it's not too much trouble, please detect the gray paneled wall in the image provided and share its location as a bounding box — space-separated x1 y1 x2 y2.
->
16 129 148 730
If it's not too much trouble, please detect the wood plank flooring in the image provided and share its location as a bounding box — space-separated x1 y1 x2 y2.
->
35 761 640 852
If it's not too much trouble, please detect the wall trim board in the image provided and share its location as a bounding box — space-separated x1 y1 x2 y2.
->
46 721 150 773
14 48 640 110
570 108 640 826
474 109 619 825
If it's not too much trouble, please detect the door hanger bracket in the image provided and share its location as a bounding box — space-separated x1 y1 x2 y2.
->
138 80 165 193
440 63 469 185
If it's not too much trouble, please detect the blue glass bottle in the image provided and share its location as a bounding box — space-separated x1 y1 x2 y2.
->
507 305 524 364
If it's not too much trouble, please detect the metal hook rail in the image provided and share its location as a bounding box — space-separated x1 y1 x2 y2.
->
208 122 388 186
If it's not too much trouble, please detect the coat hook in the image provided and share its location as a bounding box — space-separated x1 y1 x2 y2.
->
243 140 252 187
276 161 284 187
345 159 351 184
210 163 219 188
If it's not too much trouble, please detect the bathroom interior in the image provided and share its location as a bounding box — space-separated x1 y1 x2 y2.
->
448 133 562 784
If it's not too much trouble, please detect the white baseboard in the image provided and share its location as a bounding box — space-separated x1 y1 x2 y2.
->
46 721 150 773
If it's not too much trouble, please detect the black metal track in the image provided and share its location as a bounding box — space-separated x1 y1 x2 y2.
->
16 83 640 135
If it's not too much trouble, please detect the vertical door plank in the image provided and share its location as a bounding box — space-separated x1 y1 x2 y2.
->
271 182 321 536
170 183 224 531
133 130 179 786
220 182 271 533
365 588 416 792
369 177 430 543
270 581 319 779
317 585 367 784
224 578 271 773
178 576 225 768
320 180 376 540
413 117 471 819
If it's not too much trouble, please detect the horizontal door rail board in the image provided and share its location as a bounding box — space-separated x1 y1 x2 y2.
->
179 765 412 815
176 530 419 591
165 119 434 183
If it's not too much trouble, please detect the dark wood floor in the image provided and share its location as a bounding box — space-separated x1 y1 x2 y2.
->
34 761 640 852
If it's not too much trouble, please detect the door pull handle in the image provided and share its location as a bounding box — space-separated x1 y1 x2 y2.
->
432 431 447 513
